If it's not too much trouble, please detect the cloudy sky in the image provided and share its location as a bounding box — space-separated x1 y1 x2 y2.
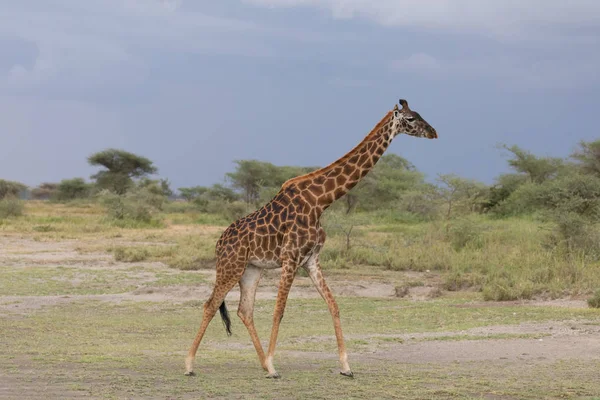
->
1 0 599 190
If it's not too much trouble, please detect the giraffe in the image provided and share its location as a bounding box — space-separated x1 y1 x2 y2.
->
185 99 438 379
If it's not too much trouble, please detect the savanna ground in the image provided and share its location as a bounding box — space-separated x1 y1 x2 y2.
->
1 202 600 400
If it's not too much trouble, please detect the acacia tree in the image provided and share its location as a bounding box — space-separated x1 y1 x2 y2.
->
342 154 424 213
436 174 489 219
571 139 600 176
226 160 315 204
88 149 158 194
499 144 563 184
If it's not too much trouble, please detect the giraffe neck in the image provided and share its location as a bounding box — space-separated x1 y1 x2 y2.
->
283 110 395 211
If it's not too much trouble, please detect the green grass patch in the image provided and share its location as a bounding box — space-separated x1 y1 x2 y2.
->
0 266 140 296
1 298 599 399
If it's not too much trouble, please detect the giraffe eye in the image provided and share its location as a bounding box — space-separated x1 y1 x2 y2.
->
405 116 415 121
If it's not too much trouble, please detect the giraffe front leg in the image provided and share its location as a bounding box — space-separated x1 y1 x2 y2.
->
305 258 353 377
264 261 297 379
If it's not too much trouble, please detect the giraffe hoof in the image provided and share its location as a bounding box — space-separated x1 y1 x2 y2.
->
184 371 196 377
266 372 281 379
340 370 354 378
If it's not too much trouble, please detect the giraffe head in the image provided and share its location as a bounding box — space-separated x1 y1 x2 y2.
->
392 99 437 139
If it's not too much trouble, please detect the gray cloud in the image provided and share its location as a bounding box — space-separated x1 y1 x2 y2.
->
390 52 600 90
0 0 265 90
243 0 600 39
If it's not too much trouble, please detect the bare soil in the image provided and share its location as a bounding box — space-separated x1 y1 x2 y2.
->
1 236 599 400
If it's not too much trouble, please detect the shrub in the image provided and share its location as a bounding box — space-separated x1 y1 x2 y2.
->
397 189 439 220
547 212 600 259
446 216 486 251
0 197 24 218
588 289 600 308
204 200 249 223
54 178 92 202
443 271 483 291
113 247 150 262
98 187 165 224
0 180 27 199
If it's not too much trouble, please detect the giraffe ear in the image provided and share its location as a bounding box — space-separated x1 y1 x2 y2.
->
393 104 399 111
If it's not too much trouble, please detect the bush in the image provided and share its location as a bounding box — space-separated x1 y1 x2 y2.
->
547 212 600 259
204 200 249 223
482 277 535 301
113 247 150 262
446 216 486 251
0 197 24 218
588 289 600 308
397 189 439 220
98 186 165 224
0 180 27 199
54 178 92 202
443 271 483 291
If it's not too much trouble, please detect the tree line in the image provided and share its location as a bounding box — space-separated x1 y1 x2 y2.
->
2 140 600 235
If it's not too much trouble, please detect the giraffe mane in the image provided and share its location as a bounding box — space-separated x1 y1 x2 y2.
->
280 110 394 190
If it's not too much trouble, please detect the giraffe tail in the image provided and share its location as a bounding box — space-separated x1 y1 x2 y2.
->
219 301 232 336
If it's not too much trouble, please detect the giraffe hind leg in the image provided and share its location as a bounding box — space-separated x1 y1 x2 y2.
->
185 258 245 376
237 265 268 371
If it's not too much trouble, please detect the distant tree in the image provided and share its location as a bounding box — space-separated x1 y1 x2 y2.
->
54 178 92 201
344 154 424 213
30 182 59 200
436 174 489 219
484 173 529 210
178 186 209 202
500 144 563 184
226 160 315 204
88 149 157 194
0 179 27 200
571 139 600 176
139 178 173 198
205 183 239 202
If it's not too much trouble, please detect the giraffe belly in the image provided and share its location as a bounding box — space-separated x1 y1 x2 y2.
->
248 258 281 269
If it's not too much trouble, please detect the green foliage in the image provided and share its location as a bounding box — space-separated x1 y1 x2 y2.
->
0 197 24 218
446 216 486 251
571 139 600 176
588 289 600 308
436 174 489 218
54 178 92 201
138 177 173 198
113 246 150 262
226 159 315 204
88 148 158 194
485 173 529 210
178 186 207 202
203 200 249 223
500 144 563 183
397 187 439 220
547 212 600 260
344 154 426 213
179 184 239 206
0 179 27 199
98 186 165 224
